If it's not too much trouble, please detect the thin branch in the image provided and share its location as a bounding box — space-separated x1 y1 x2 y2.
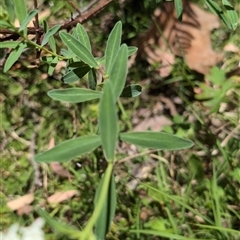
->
33 0 41 58
29 132 42 192
81 0 99 13
0 0 113 41
67 0 81 15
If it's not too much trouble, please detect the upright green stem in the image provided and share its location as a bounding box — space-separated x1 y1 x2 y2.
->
10 23 67 60
81 162 114 240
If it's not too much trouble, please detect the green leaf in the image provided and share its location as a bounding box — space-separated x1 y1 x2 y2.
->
174 0 183 20
120 132 194 150
0 41 21 48
189 155 204 181
99 82 119 161
41 25 61 47
75 23 92 52
120 84 142 98
0 20 13 28
63 65 91 83
35 135 101 163
95 46 137 66
94 173 116 239
48 56 58 75
222 0 238 30
207 67 225 84
88 68 97 90
108 44 128 102
19 9 38 32
59 31 98 68
130 229 201 240
48 88 101 103
37 209 81 238
12 0 27 24
3 42 27 72
127 46 138 56
105 21 122 74
4 0 15 22
205 0 231 29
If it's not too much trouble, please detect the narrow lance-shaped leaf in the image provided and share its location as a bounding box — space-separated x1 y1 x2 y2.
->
19 9 38 32
120 84 142 98
3 42 27 72
222 0 238 30
99 81 119 162
63 65 91 83
127 46 138 57
76 23 92 52
41 25 61 47
88 68 97 90
174 0 183 20
4 0 15 22
105 21 122 74
205 0 231 29
120 132 194 150
48 88 101 103
94 173 116 239
48 56 58 75
109 44 128 102
12 0 27 24
0 41 21 49
37 209 81 238
97 46 137 66
35 135 101 163
59 31 98 68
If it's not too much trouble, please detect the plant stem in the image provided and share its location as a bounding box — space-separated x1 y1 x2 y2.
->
81 162 114 240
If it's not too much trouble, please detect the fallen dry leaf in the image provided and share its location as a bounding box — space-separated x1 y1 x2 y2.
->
7 193 34 211
47 190 78 204
48 137 72 178
224 43 240 53
136 0 223 75
134 115 172 132
17 205 33 215
50 162 72 178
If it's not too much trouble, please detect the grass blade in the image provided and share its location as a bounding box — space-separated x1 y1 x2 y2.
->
37 209 81 238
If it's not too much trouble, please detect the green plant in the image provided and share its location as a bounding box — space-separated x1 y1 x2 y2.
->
195 67 240 113
33 21 193 239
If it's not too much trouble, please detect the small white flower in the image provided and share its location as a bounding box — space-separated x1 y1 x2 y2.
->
1 223 21 240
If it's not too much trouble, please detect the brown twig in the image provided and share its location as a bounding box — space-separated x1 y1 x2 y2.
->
81 0 99 13
0 0 113 41
33 0 41 58
67 0 82 15
29 132 42 192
